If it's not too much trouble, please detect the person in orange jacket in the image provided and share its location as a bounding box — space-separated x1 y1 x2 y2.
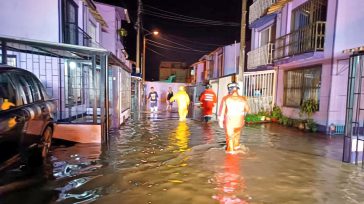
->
199 84 217 123
218 82 250 153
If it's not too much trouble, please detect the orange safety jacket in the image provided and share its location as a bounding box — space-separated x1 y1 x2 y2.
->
199 89 217 116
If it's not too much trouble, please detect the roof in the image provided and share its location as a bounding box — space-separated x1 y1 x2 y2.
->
343 45 364 54
82 0 109 29
267 0 292 14
0 35 109 60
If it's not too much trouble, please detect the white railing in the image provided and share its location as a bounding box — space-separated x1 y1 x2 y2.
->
243 70 277 113
249 0 276 24
247 43 274 70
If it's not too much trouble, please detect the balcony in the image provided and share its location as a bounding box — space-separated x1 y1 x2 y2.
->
247 43 274 70
274 22 326 60
249 0 276 24
63 22 92 47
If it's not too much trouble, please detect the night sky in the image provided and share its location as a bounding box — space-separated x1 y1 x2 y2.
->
98 0 252 81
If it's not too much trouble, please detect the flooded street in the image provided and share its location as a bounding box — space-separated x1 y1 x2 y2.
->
1 111 364 204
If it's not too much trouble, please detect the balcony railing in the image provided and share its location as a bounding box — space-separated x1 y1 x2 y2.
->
63 22 92 47
274 21 326 60
247 43 274 70
249 0 276 24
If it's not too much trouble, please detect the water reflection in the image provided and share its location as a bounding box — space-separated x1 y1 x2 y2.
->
213 153 247 204
202 123 215 143
169 121 190 152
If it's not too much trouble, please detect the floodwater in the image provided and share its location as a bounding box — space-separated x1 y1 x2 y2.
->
1 111 364 204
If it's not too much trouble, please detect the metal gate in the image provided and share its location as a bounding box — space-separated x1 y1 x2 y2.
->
343 53 364 166
243 70 277 113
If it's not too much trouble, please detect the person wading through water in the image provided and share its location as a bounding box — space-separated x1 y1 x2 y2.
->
199 84 217 123
218 82 250 153
170 86 190 121
166 87 174 112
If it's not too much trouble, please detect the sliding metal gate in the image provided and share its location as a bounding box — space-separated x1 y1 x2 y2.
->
343 53 364 166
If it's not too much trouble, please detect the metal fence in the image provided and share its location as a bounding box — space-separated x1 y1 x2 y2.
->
243 70 277 113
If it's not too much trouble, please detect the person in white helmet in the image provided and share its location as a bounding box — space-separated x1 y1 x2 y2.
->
218 82 250 153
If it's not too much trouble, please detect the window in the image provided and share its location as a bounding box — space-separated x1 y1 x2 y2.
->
259 28 270 47
62 0 78 45
0 73 17 110
284 66 321 107
12 73 43 104
291 0 327 31
66 62 85 106
88 20 97 43
0 55 17 67
218 54 223 77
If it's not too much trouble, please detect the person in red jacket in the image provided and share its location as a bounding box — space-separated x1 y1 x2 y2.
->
199 84 217 123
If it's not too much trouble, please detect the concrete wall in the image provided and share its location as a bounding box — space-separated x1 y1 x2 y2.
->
326 0 364 126
144 82 190 110
0 0 59 42
97 3 116 54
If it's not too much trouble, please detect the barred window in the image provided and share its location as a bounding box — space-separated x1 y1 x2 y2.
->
284 66 321 108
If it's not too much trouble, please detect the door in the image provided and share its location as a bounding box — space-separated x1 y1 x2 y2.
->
0 72 26 162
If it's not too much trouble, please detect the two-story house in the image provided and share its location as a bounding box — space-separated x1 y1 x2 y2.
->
249 0 364 135
0 0 132 142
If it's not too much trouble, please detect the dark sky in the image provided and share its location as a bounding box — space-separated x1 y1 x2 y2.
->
98 0 252 81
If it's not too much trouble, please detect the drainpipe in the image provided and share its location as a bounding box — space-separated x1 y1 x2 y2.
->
326 0 339 133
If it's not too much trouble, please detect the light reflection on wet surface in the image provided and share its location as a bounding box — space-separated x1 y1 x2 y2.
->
1 111 364 204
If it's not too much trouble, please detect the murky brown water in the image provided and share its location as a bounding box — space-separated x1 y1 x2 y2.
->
1 112 364 204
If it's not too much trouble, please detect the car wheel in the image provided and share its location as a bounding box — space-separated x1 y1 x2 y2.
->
41 126 53 158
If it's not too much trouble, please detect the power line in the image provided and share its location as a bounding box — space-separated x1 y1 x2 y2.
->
143 9 237 26
143 11 240 27
163 34 225 47
147 47 166 58
144 5 240 26
143 28 211 51
147 39 208 52
147 42 206 54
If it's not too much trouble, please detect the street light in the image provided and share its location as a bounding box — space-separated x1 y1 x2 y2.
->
142 30 159 82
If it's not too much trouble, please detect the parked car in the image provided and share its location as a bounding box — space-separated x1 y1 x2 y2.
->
0 66 57 165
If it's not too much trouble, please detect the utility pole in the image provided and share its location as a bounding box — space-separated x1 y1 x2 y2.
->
238 0 247 89
136 0 142 75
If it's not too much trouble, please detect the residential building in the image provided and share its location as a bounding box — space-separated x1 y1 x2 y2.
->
191 42 240 83
248 0 364 133
0 0 132 142
96 1 132 126
159 61 190 83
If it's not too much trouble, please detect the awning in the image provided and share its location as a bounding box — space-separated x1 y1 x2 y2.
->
82 0 108 29
249 13 277 29
267 0 292 14
343 45 364 54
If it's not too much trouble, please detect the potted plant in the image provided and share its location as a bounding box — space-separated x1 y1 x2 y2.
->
271 105 282 123
307 119 318 132
281 116 289 126
300 99 319 131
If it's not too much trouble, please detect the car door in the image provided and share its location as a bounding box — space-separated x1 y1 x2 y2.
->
0 72 27 162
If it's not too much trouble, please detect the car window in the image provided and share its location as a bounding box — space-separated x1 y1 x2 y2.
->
17 75 33 104
36 80 49 100
27 76 42 102
0 73 17 111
